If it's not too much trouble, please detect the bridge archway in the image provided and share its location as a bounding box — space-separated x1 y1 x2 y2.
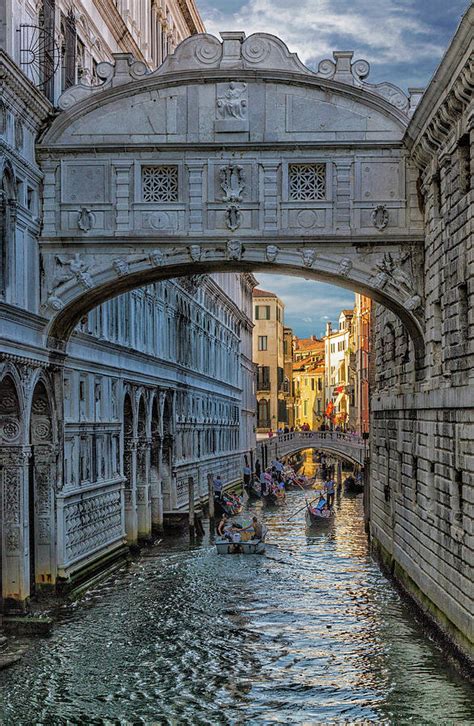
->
37 32 426 364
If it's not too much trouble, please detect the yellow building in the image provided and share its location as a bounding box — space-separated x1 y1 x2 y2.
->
253 288 288 432
293 337 325 429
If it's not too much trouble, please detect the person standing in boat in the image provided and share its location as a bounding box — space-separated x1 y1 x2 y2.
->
243 463 251 489
324 477 335 508
214 474 224 500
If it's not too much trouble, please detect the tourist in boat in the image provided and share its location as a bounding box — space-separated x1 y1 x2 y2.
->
217 513 229 536
242 516 264 540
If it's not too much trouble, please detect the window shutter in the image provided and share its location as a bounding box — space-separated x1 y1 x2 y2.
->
40 0 56 102
64 10 77 89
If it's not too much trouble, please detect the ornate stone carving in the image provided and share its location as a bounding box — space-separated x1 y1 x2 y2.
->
194 36 222 65
113 258 130 277
300 248 317 268
1 420 20 441
4 471 20 522
216 82 248 132
0 101 6 135
225 204 242 232
63 489 122 563
265 245 280 263
46 295 64 311
404 294 422 311
242 37 271 64
371 205 390 231
339 258 353 277
53 253 93 290
149 249 165 266
227 239 242 261
220 164 245 203
370 251 417 296
14 118 23 150
77 207 95 232
189 244 202 262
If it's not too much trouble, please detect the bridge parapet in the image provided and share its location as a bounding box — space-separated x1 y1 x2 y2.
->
256 431 367 467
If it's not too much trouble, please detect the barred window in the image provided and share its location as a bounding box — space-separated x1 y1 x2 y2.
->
142 165 179 202
288 163 326 201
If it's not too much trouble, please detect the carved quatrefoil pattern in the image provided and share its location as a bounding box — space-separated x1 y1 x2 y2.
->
142 165 179 202
288 163 326 201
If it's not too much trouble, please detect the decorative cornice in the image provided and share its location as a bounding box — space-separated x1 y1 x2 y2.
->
0 50 53 122
176 0 206 35
93 0 148 66
406 6 474 169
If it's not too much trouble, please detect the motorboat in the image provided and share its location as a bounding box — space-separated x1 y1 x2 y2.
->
215 537 266 554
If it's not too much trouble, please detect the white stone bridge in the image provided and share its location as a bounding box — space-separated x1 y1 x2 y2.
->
256 431 367 468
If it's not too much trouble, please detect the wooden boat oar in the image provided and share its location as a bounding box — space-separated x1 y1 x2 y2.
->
286 497 319 521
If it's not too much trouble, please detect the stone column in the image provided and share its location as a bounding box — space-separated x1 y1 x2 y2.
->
0 445 31 610
136 437 152 540
150 437 164 532
124 438 138 543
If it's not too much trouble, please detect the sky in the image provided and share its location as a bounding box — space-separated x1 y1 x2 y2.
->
199 0 469 337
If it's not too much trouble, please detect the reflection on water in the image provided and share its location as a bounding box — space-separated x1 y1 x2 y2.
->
0 488 473 725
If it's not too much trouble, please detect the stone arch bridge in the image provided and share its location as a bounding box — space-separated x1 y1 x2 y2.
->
37 31 426 361
257 431 366 468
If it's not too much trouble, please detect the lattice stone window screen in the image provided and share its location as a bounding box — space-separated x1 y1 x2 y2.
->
288 163 326 201
142 165 179 202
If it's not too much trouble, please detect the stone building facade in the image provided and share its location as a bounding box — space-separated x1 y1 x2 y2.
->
253 288 288 432
0 2 256 605
369 8 473 660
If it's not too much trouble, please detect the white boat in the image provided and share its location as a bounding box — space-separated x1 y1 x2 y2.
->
215 536 266 554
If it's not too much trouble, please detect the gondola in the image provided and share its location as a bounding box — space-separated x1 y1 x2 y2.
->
246 480 263 499
344 475 364 494
305 499 334 527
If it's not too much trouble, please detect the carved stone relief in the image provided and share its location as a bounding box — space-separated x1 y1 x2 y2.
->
225 204 243 232
220 164 245 203
300 248 317 268
77 207 95 232
265 245 280 263
371 205 389 231
216 82 248 132
227 239 242 261
113 258 130 277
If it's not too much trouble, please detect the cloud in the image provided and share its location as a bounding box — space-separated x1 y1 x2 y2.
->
200 0 467 87
256 273 354 337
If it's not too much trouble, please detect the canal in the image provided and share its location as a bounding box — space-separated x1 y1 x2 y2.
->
0 476 473 724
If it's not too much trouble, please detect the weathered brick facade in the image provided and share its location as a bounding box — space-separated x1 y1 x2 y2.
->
370 9 473 660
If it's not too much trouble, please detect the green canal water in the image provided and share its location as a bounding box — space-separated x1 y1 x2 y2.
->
0 486 473 725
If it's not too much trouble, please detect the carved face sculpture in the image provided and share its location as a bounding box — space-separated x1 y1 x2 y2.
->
189 245 201 262
301 249 316 267
339 258 353 277
227 239 242 261
266 245 279 263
